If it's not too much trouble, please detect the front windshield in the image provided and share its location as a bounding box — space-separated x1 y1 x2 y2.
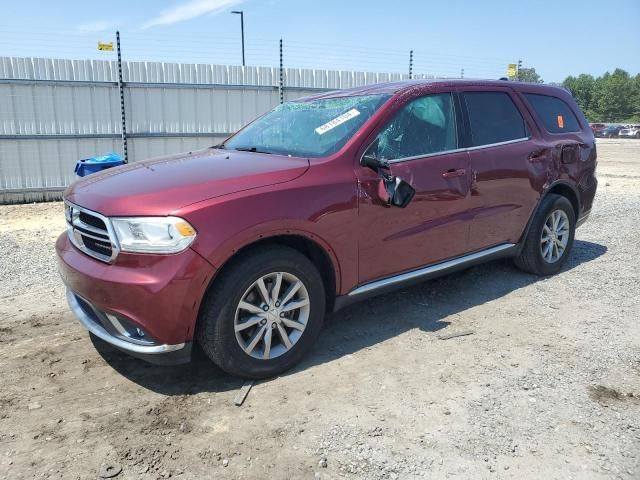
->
224 94 390 158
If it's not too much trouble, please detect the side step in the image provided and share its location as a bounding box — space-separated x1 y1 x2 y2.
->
333 243 517 311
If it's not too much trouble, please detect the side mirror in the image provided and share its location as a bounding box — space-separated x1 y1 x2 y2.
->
388 177 416 208
362 139 415 208
360 139 389 171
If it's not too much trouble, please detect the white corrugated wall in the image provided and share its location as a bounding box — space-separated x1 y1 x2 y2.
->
0 57 426 202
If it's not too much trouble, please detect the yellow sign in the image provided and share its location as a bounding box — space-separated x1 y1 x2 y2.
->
97 42 114 51
507 63 518 79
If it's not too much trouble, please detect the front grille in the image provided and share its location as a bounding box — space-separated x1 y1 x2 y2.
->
65 201 118 263
79 211 107 230
82 236 113 257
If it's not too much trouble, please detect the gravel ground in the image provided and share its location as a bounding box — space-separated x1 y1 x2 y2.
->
0 138 639 479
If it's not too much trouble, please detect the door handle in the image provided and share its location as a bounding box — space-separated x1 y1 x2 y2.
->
442 168 467 178
528 149 548 163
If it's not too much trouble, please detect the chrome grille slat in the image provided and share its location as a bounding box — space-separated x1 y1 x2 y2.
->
73 219 110 238
71 228 110 243
64 200 119 263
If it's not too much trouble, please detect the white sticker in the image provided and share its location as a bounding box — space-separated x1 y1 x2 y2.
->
315 108 360 135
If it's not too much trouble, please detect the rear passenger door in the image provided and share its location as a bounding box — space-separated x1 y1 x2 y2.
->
460 88 545 252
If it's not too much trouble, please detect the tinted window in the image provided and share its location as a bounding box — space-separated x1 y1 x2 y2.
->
464 92 528 146
375 93 457 161
524 93 581 133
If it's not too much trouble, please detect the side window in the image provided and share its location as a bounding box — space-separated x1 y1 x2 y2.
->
375 93 457 161
464 91 528 147
523 93 581 133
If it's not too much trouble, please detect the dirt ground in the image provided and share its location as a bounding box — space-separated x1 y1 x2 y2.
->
1 139 639 480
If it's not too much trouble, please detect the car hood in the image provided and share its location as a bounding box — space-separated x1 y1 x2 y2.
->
65 148 310 216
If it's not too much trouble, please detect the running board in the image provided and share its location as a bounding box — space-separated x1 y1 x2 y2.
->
333 243 517 311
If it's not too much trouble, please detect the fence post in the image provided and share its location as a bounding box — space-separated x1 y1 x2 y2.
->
116 31 128 163
279 39 284 104
409 50 413 79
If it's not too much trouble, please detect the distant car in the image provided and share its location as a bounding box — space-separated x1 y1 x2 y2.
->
590 123 606 135
597 125 624 138
618 125 640 139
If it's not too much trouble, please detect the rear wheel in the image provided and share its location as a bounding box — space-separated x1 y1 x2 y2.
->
514 194 575 275
197 245 326 378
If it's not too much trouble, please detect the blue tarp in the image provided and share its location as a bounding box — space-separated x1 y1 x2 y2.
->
74 153 124 177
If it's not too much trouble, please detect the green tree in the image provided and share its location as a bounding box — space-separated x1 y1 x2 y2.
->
631 74 640 122
518 67 543 83
562 69 640 122
562 74 595 116
594 69 635 122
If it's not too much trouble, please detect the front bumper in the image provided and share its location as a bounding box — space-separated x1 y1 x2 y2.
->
66 290 192 364
57 233 215 364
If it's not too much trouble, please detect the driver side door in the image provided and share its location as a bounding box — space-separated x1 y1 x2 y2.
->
356 91 472 285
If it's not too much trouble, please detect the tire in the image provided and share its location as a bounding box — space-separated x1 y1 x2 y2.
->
197 245 326 379
514 194 575 276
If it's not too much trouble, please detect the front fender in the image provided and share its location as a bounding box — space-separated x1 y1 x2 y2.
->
176 180 359 296
198 222 344 294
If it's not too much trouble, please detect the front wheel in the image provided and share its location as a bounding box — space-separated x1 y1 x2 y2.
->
197 245 326 378
514 194 575 275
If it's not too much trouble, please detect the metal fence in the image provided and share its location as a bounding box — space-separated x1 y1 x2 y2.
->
0 56 433 203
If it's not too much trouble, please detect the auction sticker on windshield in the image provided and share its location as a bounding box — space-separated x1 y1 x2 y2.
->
315 109 361 135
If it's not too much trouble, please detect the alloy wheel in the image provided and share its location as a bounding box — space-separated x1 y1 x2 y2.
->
540 209 570 263
234 272 310 360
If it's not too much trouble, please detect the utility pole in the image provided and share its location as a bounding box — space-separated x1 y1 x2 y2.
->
408 50 414 79
231 10 245 66
115 31 128 163
279 39 284 104
517 59 522 81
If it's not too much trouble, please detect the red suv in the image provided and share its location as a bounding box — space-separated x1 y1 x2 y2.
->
590 123 606 136
57 80 597 378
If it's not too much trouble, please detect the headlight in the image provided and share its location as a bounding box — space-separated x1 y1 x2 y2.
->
111 216 196 254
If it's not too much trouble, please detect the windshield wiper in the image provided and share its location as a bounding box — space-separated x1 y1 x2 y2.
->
210 143 226 149
232 146 273 154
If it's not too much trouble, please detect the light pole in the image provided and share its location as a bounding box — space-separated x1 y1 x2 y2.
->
231 10 245 66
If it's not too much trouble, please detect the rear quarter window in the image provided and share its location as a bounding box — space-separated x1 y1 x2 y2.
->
524 93 581 134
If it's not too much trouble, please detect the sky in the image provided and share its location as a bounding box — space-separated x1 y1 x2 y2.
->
0 0 639 82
